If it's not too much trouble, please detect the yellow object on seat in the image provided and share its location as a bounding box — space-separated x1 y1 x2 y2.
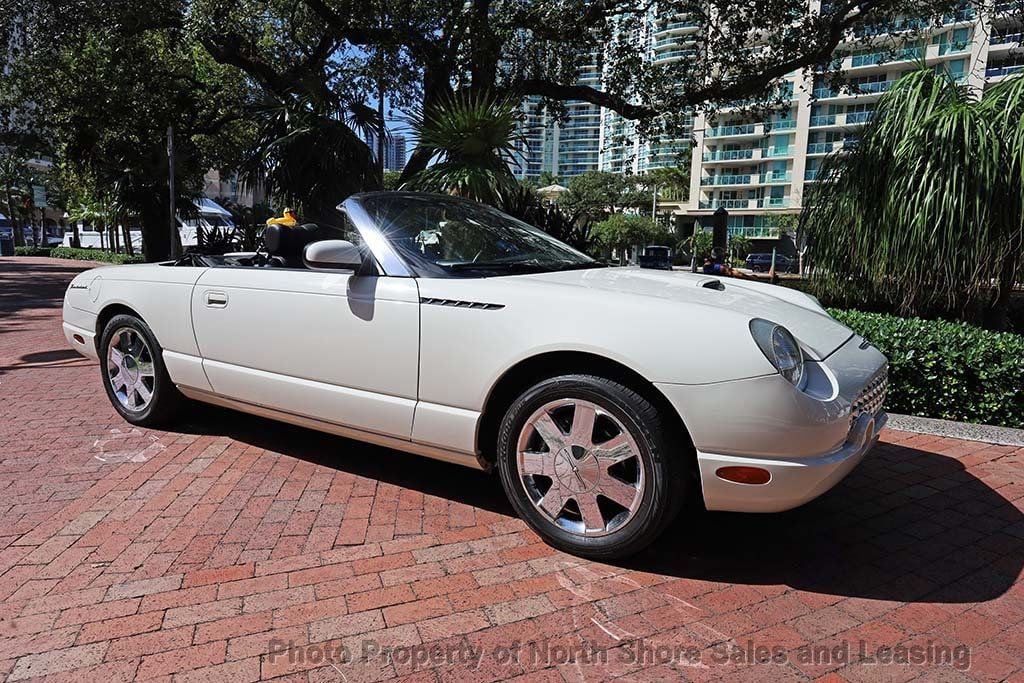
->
266 208 298 228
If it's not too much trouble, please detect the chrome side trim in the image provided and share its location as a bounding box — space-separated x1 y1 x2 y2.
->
420 297 505 311
178 387 487 470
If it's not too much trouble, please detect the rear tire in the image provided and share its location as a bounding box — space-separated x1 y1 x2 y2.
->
99 314 185 427
496 374 689 560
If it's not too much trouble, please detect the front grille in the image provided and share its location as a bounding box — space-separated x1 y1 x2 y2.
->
852 367 888 419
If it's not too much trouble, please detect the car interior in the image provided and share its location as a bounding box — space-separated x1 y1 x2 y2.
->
172 221 359 270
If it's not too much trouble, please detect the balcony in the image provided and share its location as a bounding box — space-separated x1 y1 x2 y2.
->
938 41 970 56
988 64 1024 77
850 47 924 67
653 49 697 62
807 141 839 154
804 169 819 181
663 20 698 30
846 111 873 124
856 80 897 94
703 149 754 161
769 119 797 130
701 175 752 186
757 197 789 208
854 18 928 38
761 147 792 158
758 172 791 184
809 114 837 127
699 199 751 209
706 123 759 137
943 7 975 22
732 226 781 238
991 32 1023 46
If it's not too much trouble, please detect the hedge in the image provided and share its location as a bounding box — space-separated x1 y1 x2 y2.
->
830 309 1024 428
51 247 146 265
13 246 53 257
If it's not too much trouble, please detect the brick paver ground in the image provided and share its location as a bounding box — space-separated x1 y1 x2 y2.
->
0 256 1022 683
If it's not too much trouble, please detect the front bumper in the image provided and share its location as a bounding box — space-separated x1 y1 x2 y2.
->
696 411 886 512
655 332 889 513
63 295 99 361
63 321 99 361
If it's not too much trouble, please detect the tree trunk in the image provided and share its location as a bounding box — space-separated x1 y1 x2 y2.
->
399 59 452 183
121 218 134 257
138 194 178 262
987 257 1019 331
6 192 23 248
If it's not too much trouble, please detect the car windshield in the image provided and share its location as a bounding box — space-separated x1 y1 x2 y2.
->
357 194 602 277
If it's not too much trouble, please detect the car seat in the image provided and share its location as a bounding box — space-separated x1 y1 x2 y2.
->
263 223 324 268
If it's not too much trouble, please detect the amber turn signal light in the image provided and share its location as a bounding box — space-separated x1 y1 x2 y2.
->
715 466 771 485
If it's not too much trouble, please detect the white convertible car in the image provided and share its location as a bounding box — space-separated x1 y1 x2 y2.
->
63 192 888 559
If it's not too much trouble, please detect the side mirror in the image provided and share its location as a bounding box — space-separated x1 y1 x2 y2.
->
304 240 376 275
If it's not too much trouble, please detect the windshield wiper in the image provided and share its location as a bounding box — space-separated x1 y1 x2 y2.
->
549 262 607 272
443 260 549 272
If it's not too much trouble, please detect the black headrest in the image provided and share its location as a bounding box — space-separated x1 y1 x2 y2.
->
263 223 322 258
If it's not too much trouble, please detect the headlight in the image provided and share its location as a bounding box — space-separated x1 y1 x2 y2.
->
749 319 804 386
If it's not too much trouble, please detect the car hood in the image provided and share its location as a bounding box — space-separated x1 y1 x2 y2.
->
522 267 853 360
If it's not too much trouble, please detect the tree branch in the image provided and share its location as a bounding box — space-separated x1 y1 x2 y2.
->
516 0 883 121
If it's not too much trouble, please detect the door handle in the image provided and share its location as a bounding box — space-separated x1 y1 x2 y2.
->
205 291 228 307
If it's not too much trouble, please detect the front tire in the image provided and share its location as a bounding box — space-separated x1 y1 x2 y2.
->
496 374 688 560
99 314 184 427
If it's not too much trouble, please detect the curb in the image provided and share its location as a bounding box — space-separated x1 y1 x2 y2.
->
887 413 1024 447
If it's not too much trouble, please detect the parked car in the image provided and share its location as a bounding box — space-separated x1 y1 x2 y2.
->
63 192 888 559
745 252 798 273
638 245 673 270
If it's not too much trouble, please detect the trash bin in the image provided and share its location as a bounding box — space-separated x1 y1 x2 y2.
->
0 233 14 256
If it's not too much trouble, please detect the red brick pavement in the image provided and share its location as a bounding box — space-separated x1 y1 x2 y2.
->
0 256 1022 682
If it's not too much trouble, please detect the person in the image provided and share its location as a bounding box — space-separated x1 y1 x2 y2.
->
266 207 299 228
702 252 755 280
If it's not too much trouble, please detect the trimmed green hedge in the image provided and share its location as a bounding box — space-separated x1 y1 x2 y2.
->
51 247 145 265
14 246 53 257
830 309 1024 428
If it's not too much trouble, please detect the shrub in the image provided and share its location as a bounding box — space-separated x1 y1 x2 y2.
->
51 247 146 265
14 246 53 257
830 309 1024 428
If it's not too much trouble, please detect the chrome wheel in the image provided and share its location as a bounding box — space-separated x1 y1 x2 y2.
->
106 327 156 412
517 399 645 537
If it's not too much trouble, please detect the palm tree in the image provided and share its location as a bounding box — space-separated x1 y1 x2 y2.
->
240 94 380 222
405 90 524 204
646 159 692 204
804 69 1023 329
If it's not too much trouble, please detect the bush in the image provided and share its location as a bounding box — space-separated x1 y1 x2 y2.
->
51 247 146 265
830 309 1024 428
14 246 53 257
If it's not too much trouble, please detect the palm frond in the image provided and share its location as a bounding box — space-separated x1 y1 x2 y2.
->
405 89 525 204
804 69 1023 323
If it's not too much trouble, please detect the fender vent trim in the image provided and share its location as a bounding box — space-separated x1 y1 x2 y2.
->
420 297 505 311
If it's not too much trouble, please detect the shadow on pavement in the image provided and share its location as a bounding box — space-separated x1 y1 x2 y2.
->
626 442 1024 605
0 260 97 319
177 404 515 517
177 403 1022 605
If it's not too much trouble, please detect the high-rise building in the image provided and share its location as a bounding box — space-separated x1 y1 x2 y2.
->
680 3 1020 240
523 3 1019 240
364 130 410 172
386 135 407 172
513 61 603 180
